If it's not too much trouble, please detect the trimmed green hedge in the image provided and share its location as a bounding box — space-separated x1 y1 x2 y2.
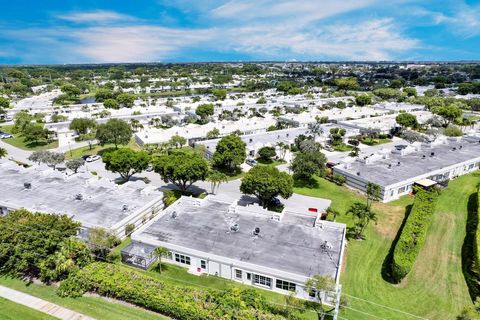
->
391 188 439 282
463 190 480 300
58 262 295 320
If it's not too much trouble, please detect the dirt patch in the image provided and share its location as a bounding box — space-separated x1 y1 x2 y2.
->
372 202 409 239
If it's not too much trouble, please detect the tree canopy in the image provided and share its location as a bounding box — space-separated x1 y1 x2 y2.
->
102 148 150 181
95 118 132 148
240 165 293 207
69 118 97 135
212 134 246 170
290 150 326 181
153 152 209 192
395 112 418 129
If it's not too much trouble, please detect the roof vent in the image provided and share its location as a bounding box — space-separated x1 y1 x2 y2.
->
452 147 457 151
356 172 361 176
430 152 435 157
320 240 332 250
75 194 83 200
460 145 463 149
388 164 392 169
23 182 32 189
422 155 426 159
122 205 128 211
230 223 240 232
171 211 178 219
397 161 401 166
253 227 260 236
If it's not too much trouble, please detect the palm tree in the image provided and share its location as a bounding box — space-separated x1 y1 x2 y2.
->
207 170 228 194
346 202 377 240
153 247 169 273
0 147 7 159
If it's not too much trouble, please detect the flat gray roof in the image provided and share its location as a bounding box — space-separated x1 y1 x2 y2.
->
134 197 345 279
0 160 163 229
197 127 310 153
334 136 480 187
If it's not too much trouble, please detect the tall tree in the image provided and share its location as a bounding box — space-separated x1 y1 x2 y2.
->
153 152 209 192
95 119 132 148
346 202 377 239
169 134 187 149
69 118 97 135
240 165 293 207
212 134 246 171
290 150 326 181
207 170 228 194
102 148 150 181
66 158 85 173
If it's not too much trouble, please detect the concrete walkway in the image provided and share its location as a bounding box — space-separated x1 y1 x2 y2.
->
0 285 95 320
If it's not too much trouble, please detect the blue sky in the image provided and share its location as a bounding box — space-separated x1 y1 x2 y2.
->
0 0 479 64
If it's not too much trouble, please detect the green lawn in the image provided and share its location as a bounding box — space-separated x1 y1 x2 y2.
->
331 143 353 152
0 277 170 320
256 158 287 167
65 139 140 160
295 175 475 319
360 137 392 146
0 125 58 151
0 297 57 320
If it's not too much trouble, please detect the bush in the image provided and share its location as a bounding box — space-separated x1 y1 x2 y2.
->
391 188 439 282
163 190 179 207
105 251 121 263
463 190 480 301
58 262 295 320
332 174 346 186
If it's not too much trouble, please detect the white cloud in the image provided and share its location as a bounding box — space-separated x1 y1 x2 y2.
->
219 18 418 60
57 10 135 24
212 0 375 25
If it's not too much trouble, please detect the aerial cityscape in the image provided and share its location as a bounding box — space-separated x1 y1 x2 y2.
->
0 1 480 320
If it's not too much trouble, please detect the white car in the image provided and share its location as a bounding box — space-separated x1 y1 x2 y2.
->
0 133 13 139
85 155 101 162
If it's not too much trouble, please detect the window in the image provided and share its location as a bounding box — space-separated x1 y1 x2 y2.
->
253 274 271 287
275 279 296 292
235 269 242 279
309 290 316 298
200 260 207 269
175 253 191 265
246 273 251 280
398 186 406 194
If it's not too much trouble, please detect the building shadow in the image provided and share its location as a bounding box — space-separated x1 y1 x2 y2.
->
461 192 480 302
381 204 413 283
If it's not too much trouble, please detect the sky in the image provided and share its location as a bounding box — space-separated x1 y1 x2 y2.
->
0 0 479 64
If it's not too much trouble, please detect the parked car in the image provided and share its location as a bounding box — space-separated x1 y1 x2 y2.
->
85 155 101 162
246 159 257 166
81 155 91 161
0 132 13 139
324 145 334 152
271 197 281 206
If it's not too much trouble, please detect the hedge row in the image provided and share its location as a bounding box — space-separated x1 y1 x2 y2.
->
463 189 480 300
391 188 440 282
58 262 295 320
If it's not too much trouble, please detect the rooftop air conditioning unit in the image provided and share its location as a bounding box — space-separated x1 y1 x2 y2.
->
23 182 32 189
230 224 240 232
75 194 83 200
253 227 260 236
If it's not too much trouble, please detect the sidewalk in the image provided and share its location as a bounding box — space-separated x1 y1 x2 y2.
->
0 285 95 320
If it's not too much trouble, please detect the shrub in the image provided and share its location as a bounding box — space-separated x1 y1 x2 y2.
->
162 190 179 207
125 223 135 236
58 262 295 320
391 188 439 282
463 190 480 300
332 173 346 186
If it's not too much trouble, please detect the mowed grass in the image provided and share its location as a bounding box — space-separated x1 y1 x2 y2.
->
0 297 57 320
0 277 170 320
294 175 475 320
0 125 58 151
64 139 141 160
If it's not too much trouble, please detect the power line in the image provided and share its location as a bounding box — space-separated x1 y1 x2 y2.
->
343 293 428 320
